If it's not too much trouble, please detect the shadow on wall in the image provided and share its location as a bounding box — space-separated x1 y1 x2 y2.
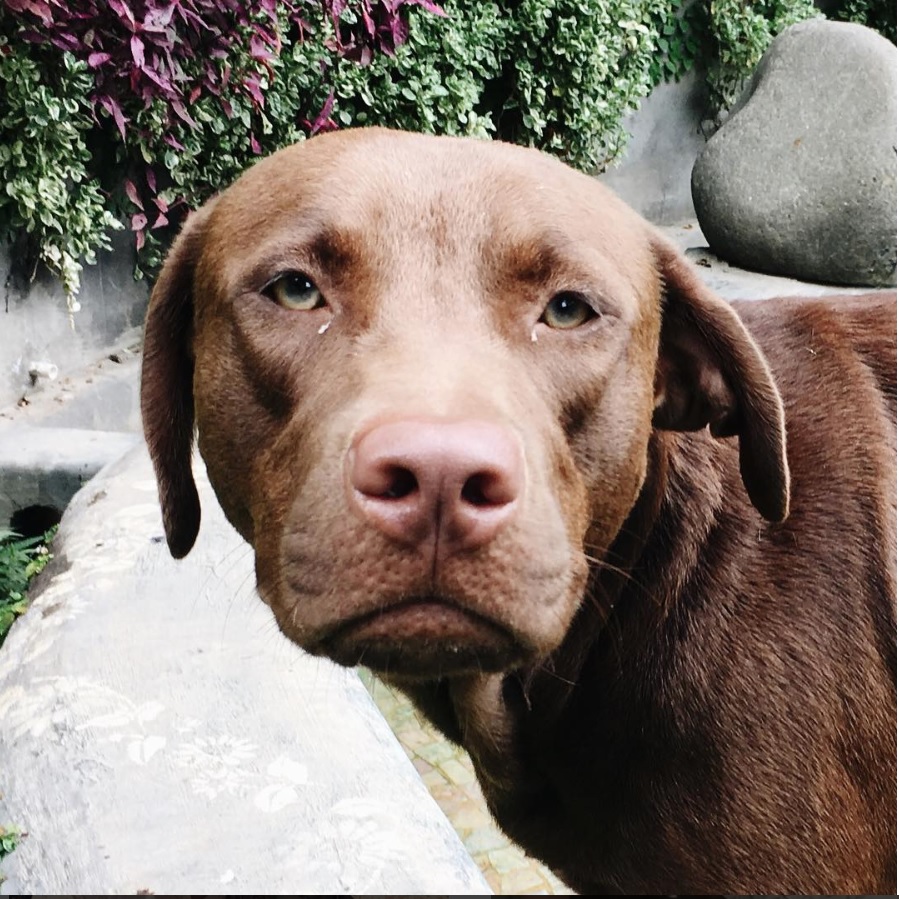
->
597 70 708 225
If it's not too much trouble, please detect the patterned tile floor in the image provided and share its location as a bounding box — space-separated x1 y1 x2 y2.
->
359 671 573 895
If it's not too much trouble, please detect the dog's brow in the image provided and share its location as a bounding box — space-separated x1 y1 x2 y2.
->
238 225 363 292
308 227 361 272
492 236 573 287
508 241 564 284
491 232 616 302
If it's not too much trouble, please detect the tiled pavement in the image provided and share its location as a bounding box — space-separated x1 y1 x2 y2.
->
359 671 574 895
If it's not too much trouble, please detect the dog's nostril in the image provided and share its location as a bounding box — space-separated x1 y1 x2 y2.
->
461 471 511 507
380 466 418 500
461 473 492 507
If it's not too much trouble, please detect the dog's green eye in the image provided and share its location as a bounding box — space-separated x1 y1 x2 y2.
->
267 273 325 311
540 292 596 330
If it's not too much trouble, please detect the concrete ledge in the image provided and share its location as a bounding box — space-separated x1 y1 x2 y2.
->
0 444 490 894
0 426 141 526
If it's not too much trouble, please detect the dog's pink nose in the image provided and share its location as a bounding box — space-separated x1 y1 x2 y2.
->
348 419 523 554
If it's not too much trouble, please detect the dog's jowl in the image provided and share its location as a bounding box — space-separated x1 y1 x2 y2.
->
141 128 896 895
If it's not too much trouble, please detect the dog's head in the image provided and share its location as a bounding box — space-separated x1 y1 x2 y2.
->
141 128 788 679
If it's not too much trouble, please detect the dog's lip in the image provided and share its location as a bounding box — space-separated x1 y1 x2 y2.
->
331 595 508 643
318 595 527 677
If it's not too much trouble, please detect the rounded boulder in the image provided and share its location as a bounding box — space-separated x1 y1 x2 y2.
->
692 20 897 287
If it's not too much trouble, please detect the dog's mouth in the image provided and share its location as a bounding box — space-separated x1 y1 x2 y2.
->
317 596 527 678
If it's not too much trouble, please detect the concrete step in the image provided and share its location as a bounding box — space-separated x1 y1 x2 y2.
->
0 425 140 529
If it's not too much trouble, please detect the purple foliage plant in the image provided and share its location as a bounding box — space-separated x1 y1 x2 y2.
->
2 0 443 252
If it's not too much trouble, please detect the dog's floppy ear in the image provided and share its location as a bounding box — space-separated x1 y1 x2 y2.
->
140 202 216 558
650 235 790 523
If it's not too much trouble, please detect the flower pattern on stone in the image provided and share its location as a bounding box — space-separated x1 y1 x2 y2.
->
171 734 259 799
254 754 310 812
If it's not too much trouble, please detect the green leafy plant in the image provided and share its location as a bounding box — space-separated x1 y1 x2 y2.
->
0 1 437 291
696 0 895 115
0 825 22 861
0 823 24 885
0 38 121 308
489 0 674 166
832 0 896 42
281 1 687 172
0 526 56 648
649 2 702 85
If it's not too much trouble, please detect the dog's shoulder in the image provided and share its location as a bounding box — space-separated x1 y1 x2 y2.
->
732 292 897 421
720 292 896 634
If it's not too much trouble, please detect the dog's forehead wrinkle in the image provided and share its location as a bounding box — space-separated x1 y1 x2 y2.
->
331 139 573 253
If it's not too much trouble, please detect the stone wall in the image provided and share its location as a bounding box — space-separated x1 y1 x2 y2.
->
0 232 148 410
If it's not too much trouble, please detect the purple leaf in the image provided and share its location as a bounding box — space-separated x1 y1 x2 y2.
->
360 5 375 38
386 16 409 53
6 0 53 26
153 194 168 212
249 33 273 61
344 44 373 65
140 65 174 96
145 168 157 193
108 0 137 30
250 132 262 154
130 34 145 67
151 212 169 229
171 100 197 127
291 13 314 36
308 90 336 136
124 179 143 209
131 212 148 231
49 34 80 52
99 95 128 140
163 134 186 151
17 29 46 44
143 3 175 32
242 72 265 107
87 51 112 67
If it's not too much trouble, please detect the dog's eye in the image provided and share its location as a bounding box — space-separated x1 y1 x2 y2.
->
266 272 325 311
540 292 596 330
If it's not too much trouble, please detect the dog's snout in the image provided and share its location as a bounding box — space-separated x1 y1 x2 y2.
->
348 419 523 553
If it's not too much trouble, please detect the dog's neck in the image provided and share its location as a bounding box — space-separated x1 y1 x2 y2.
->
517 432 682 709
440 429 726 797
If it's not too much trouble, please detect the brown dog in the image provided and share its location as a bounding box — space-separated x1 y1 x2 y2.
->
140 128 896 894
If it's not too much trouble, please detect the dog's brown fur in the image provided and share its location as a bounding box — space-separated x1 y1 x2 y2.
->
141 128 896 894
